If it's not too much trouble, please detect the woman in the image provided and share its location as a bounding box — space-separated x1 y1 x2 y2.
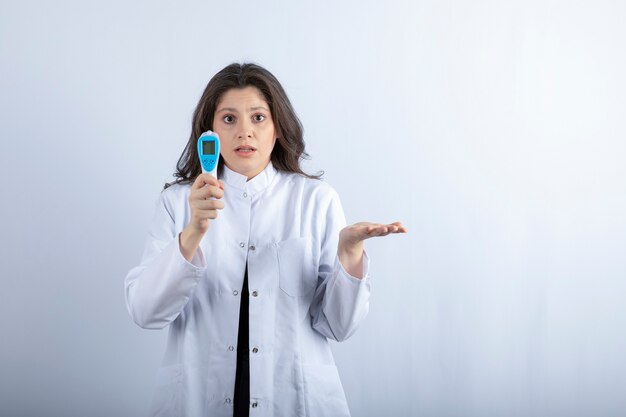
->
125 62 406 417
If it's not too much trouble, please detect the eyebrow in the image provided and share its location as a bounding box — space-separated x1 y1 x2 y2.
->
216 106 269 113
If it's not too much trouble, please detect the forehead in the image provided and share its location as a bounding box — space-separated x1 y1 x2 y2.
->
216 86 268 110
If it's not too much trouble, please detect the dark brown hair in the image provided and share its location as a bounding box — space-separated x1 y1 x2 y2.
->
164 62 321 189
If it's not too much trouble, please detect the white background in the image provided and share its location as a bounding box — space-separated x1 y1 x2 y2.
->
1 0 625 416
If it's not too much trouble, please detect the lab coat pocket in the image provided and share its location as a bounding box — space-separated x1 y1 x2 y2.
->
276 237 318 297
148 364 183 417
302 364 350 417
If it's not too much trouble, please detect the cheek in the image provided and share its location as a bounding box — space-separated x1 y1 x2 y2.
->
266 137 277 154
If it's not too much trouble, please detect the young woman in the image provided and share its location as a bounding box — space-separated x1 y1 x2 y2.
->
125 62 406 417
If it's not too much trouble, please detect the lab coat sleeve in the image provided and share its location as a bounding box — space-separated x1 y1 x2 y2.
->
124 190 206 329
310 188 371 342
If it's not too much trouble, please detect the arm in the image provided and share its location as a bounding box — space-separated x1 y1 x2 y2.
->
310 189 408 341
124 190 207 329
124 176 224 329
309 189 372 342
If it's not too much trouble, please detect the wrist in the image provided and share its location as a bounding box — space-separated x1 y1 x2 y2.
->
338 239 363 257
337 242 364 279
179 225 205 262
182 223 206 239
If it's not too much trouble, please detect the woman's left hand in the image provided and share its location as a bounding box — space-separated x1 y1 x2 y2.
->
338 221 407 278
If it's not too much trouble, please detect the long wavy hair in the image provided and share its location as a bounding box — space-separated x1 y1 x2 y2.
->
164 62 321 189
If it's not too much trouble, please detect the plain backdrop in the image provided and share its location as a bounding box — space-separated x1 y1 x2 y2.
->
1 0 625 416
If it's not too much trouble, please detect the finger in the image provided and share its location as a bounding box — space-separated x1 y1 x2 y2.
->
205 185 224 199
354 221 376 227
363 227 377 236
373 227 406 237
192 173 220 190
194 209 220 220
363 226 388 237
193 185 224 200
376 227 391 236
389 221 408 233
364 224 383 233
368 229 393 239
194 199 225 210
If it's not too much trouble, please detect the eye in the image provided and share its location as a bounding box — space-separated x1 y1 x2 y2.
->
253 114 266 122
223 115 235 124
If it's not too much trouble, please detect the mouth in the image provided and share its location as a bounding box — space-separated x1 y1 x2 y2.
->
235 145 257 156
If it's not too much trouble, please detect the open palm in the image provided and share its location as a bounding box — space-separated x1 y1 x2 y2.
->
339 221 407 247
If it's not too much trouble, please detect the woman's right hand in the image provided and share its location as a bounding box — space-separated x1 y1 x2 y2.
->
187 174 225 234
179 174 225 261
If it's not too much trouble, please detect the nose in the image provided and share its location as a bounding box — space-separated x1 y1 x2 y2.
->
237 120 254 139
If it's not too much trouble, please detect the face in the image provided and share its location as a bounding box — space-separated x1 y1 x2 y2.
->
213 86 277 180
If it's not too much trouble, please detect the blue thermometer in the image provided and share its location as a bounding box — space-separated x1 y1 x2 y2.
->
197 130 220 178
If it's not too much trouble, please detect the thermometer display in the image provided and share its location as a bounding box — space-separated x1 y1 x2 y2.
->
202 141 216 155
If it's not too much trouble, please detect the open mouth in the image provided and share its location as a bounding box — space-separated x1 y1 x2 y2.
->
235 146 257 155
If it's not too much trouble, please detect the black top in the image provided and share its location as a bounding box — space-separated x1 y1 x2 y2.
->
233 264 250 417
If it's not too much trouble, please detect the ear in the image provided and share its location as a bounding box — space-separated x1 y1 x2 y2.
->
274 126 284 142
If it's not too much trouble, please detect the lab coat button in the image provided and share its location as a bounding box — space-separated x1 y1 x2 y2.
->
228 345 234 351
225 397 232 404
252 347 259 353
251 401 258 408
239 242 245 248
249 245 256 251
233 290 239 296
243 192 248 198
251 290 258 297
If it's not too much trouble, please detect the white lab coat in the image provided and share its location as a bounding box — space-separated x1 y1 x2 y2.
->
125 162 371 417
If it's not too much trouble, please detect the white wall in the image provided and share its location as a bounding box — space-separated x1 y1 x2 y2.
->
1 1 625 416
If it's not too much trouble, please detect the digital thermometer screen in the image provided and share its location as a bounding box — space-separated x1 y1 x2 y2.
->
202 141 216 155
